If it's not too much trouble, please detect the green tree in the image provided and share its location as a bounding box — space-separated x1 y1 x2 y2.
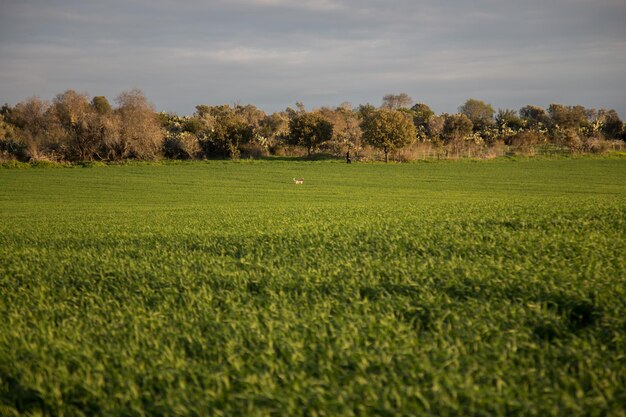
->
288 110 333 158
361 108 416 162
459 98 494 133
91 96 112 115
410 103 435 140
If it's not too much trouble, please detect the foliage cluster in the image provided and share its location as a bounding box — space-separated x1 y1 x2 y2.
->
1 91 624 163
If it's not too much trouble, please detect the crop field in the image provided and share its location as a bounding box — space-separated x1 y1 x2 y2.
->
1 157 625 416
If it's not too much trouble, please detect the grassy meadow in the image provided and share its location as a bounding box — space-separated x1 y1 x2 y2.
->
1 157 625 416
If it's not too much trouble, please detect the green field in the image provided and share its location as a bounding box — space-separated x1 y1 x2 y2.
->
1 157 625 416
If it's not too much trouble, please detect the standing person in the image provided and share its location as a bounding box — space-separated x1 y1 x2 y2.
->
346 151 352 164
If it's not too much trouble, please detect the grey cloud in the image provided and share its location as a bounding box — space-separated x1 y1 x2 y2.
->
1 0 625 115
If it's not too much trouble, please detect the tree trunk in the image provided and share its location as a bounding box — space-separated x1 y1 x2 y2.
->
384 148 389 163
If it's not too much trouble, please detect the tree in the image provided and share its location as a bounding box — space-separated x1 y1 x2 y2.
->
519 105 549 131
195 104 258 159
0 114 14 141
0 114 25 160
113 89 162 160
288 110 333 157
381 93 413 110
459 98 494 133
596 109 623 140
442 113 473 143
547 104 593 132
52 90 101 160
495 109 524 134
357 104 377 120
159 113 202 160
334 105 362 153
257 112 290 148
361 108 416 162
5 96 58 160
410 103 435 140
316 105 362 155
91 96 112 115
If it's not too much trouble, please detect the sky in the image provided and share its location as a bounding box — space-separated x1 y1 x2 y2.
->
1 0 625 116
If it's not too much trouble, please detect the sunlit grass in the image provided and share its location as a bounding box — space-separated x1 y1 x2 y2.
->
1 157 625 416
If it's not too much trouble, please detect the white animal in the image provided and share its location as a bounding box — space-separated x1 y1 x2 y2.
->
293 178 304 184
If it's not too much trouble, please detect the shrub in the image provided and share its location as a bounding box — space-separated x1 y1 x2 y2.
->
239 143 269 159
0 137 28 161
558 129 584 152
163 132 201 160
505 131 546 151
583 138 612 154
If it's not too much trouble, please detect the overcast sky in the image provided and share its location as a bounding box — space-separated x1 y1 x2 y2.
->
1 0 625 115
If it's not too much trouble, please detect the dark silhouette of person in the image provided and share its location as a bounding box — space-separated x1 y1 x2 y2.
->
346 151 352 164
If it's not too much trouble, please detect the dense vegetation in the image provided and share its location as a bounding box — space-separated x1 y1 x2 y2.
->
1 158 625 416
1 91 624 164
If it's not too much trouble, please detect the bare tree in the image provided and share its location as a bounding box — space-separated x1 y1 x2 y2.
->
52 90 103 161
114 89 162 160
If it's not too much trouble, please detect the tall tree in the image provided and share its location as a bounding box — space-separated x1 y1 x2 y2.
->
361 108 416 162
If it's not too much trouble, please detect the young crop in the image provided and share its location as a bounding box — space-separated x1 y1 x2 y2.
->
0 158 625 416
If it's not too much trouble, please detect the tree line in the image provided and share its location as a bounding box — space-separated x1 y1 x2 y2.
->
1 90 624 163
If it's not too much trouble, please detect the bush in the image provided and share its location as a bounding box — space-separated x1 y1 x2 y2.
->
0 138 28 161
583 138 612 154
269 144 307 157
505 131 547 153
239 143 269 159
163 132 201 160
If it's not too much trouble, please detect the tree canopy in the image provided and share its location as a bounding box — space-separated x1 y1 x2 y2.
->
1 90 624 163
288 110 333 157
459 98 494 133
361 108 417 162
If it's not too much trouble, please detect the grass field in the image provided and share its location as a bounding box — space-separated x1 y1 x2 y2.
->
1 157 625 416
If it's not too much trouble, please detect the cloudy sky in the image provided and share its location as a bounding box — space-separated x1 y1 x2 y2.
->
1 0 625 115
